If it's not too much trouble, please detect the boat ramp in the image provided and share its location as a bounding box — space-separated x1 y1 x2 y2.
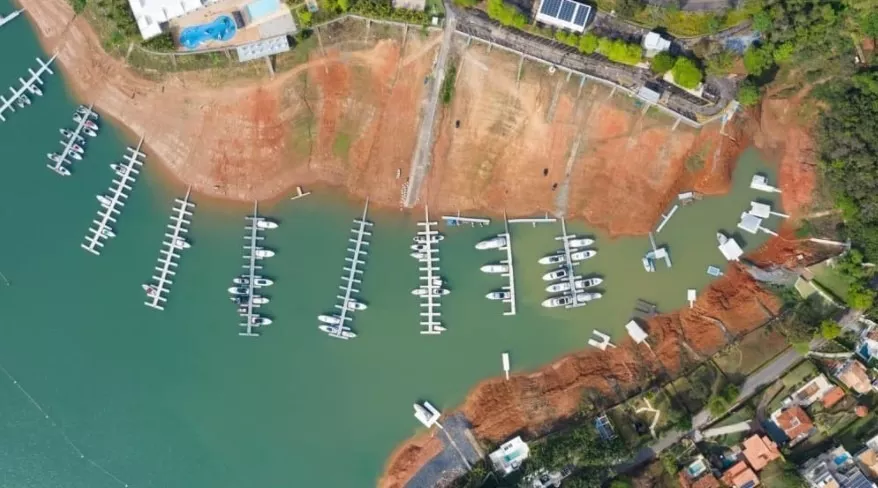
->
416 206 446 335
144 188 195 310
81 137 145 256
237 202 277 337
0 55 55 122
48 104 99 176
320 201 372 340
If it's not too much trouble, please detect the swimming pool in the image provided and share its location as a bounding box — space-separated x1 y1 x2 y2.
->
179 15 237 50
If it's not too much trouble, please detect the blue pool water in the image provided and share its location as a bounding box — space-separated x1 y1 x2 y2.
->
179 15 237 50
835 453 850 466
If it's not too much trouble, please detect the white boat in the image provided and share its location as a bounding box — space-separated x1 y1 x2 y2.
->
27 84 42 97
77 106 98 119
345 300 367 311
570 250 597 261
410 252 429 260
96 194 112 207
542 268 568 281
171 238 190 250
70 144 85 155
73 115 99 130
486 290 511 300
577 277 603 288
233 276 273 287
433 325 447 332
82 127 97 137
568 238 595 248
100 227 115 238
14 96 26 108
110 163 129 176
52 165 71 176
717 232 728 245
318 314 342 325
413 234 444 244
47 152 64 163
251 296 269 305
410 244 428 252
60 128 85 144
228 286 249 295
411 287 450 297
142 284 158 297
542 295 574 308
426 277 443 287
254 248 275 259
480 263 509 274
249 316 272 326
256 219 278 230
230 295 247 305
475 235 507 250
538 254 567 265
642 257 655 272
69 151 82 161
575 292 602 302
318 324 357 339
546 282 572 293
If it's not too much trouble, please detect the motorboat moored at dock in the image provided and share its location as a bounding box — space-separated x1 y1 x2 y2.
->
318 324 357 339
82 127 97 137
567 238 594 248
26 83 42 97
69 143 85 155
233 276 273 287
142 284 159 297
411 287 450 297
318 314 342 325
570 249 597 261
171 237 190 249
575 292 602 302
96 194 112 207
253 248 275 259
255 218 278 230
475 235 507 250
228 286 249 295
480 263 509 274
345 299 367 311
72 114 99 130
413 234 444 244
542 295 574 308
248 316 272 326
542 268 568 281
251 296 269 305
100 227 115 238
76 105 98 119
60 128 85 144
486 290 511 300
538 253 567 265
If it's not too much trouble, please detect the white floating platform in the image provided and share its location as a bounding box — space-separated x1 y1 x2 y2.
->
145 188 194 310
0 55 55 122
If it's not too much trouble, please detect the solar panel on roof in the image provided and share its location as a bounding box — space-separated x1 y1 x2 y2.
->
573 5 589 26
539 0 561 16
558 0 575 21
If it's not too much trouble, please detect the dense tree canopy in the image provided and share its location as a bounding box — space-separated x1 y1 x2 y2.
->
671 57 703 89
650 52 676 74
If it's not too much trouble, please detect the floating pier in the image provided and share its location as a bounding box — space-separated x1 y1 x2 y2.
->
442 211 490 227
556 218 586 309
687 289 696 308
646 232 672 268
290 186 311 201
508 213 558 226
0 9 24 30
48 104 97 176
750 174 781 193
323 200 372 340
655 205 678 233
143 188 194 310
0 55 55 122
502 352 510 380
588 330 615 350
417 206 445 335
81 137 145 255
634 299 658 318
238 201 276 337
499 215 517 316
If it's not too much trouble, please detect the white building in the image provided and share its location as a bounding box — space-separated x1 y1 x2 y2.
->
489 436 530 475
128 0 207 40
801 446 877 488
535 0 591 33
642 31 671 57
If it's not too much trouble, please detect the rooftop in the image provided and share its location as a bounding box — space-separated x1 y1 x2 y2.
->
823 386 846 408
721 461 760 488
128 0 206 39
774 406 814 442
742 435 780 471
719 236 744 262
837 360 873 395
489 436 530 475
642 32 671 53
791 374 835 407
535 0 592 33
170 0 296 51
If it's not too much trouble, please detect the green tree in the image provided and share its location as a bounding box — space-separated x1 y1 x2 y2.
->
597 39 642 65
578 33 598 54
848 283 876 310
337 0 349 12
706 49 736 75
753 11 772 32
743 45 774 76
297 9 313 26
486 0 526 28
609 478 634 488
671 57 703 89
860 12 878 37
650 52 676 74
773 41 795 62
738 79 761 106
70 0 87 14
820 319 842 340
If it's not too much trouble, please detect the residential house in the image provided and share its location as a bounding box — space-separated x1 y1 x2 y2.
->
771 406 815 446
721 461 760 488
823 386 847 409
836 360 874 395
855 434 878 479
857 325 878 362
791 374 836 407
801 446 877 488
642 31 671 57
488 436 529 476
679 456 721 488
741 435 781 471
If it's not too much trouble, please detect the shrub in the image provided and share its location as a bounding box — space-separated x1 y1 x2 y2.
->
70 0 87 14
820 319 842 340
650 52 676 74
297 9 313 26
773 41 795 63
706 49 736 75
578 33 598 54
738 79 761 106
671 57 703 89
486 0 527 28
597 38 642 65
848 283 876 310
743 45 774 76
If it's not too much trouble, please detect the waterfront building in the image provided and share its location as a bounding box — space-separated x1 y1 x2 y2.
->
489 436 530 476
128 0 206 40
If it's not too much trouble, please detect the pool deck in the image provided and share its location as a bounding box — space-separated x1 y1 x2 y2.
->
169 0 294 51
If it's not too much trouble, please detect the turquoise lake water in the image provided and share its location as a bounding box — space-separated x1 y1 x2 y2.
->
0 6 779 487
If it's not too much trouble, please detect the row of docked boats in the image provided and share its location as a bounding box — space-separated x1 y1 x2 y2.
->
12 77 44 109
410 233 450 299
229 274 274 326
47 106 100 176
540 235 603 308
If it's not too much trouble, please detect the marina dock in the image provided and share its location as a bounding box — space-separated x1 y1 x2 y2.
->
81 137 145 256
0 55 55 122
442 212 490 227
418 206 445 335
499 215 516 316
556 218 585 308
655 205 678 233
144 188 194 310
508 213 557 227
323 201 372 340
238 201 276 337
48 104 97 176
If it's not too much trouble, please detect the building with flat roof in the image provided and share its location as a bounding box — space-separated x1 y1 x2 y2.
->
801 446 876 488
791 374 836 407
128 0 206 40
642 31 671 57
169 0 296 55
489 436 530 476
535 0 592 33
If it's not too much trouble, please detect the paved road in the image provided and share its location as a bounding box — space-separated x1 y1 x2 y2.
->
403 3 456 208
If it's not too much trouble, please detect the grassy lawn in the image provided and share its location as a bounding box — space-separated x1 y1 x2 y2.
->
670 363 722 414
760 461 801 488
808 261 850 302
713 327 791 381
709 401 756 447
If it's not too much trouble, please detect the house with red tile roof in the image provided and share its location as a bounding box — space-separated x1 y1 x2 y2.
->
771 406 815 446
721 461 760 488
741 435 781 472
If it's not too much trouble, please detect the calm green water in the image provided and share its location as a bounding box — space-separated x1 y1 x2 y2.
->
0 7 779 487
